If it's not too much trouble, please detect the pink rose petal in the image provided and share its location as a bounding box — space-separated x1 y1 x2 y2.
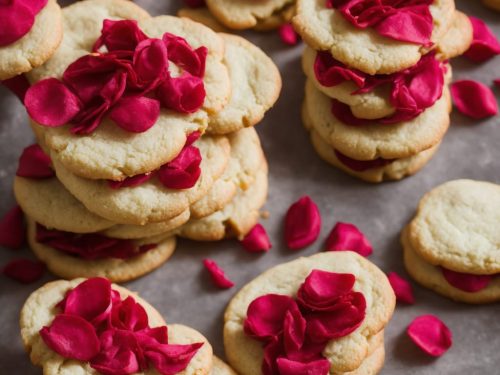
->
277 358 330 375
163 33 207 77
279 23 299 46
185 131 201 146
157 74 206 114
0 205 25 249
3 258 44 283
325 222 373 257
441 268 492 293
16 144 54 179
145 342 204 375
334 149 395 172
407 315 452 357
494 79 500 87
283 304 306 356
108 173 154 189
109 96 160 133
90 329 140 375
240 224 272 253
314 51 365 87
0 0 48 46
111 296 149 332
133 38 169 92
203 259 234 289
463 16 500 63
158 145 202 189
93 19 147 52
387 272 415 304
451 80 498 119
284 196 321 250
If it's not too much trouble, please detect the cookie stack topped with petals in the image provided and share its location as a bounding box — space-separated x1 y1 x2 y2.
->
294 0 473 183
15 0 281 282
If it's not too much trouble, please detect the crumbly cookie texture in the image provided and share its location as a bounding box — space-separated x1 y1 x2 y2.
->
205 0 295 30
293 0 455 75
402 226 500 304
0 0 62 80
408 180 500 275
212 356 238 375
207 34 282 135
178 161 268 241
52 135 231 226
436 11 473 60
223 252 395 374
27 0 230 181
304 80 451 160
20 279 214 374
483 0 500 11
308 128 441 183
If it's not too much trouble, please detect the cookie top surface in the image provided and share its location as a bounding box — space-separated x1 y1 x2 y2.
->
0 0 63 80
408 179 500 274
27 0 230 180
212 356 238 375
293 0 455 75
20 278 213 374
304 79 450 160
435 11 473 60
207 33 281 135
223 252 395 374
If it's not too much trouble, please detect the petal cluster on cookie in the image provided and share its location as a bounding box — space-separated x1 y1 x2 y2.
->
0 0 48 46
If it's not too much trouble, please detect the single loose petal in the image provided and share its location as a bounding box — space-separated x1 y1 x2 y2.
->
325 222 373 257
387 272 415 304
0 205 25 249
451 80 498 119
203 259 234 289
284 196 321 250
279 23 299 46
240 224 272 253
3 258 44 283
109 96 160 133
277 358 330 375
407 315 452 356
16 144 54 179
441 268 492 293
463 16 500 63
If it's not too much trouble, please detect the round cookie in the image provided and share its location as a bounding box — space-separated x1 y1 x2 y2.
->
293 0 455 75
309 128 441 183
52 135 231 225
213 356 238 375
0 0 62 80
207 34 282 135
178 7 229 32
435 11 473 60
20 279 213 375
303 79 451 160
483 0 500 11
408 180 500 275
27 0 231 181
402 226 500 304
223 252 395 374
337 343 385 375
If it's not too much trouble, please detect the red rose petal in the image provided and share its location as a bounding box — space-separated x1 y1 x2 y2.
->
314 51 365 88
133 38 169 91
279 23 299 46
463 16 500 63
145 342 204 375
330 98 368 126
158 145 202 189
441 268 492 293
0 205 25 249
184 0 206 8
283 304 306 356
284 196 321 250
90 329 140 375
109 96 160 133
111 296 149 332
451 80 498 119
1 74 30 102
334 149 395 172
16 144 54 179
25 78 82 126
240 224 272 253
203 259 234 289
407 315 452 357
494 79 500 87
277 358 330 375
157 74 206 114
185 131 201 146
325 222 373 257
93 19 148 52
3 258 44 283
0 0 48 46
162 33 207 77
387 272 415 304
40 314 100 361
108 173 154 189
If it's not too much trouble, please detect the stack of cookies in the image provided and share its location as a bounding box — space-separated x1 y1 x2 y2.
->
14 0 281 282
293 0 473 183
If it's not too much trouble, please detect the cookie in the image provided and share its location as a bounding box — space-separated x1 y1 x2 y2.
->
303 80 451 160
337 342 384 375
0 0 63 80
435 11 474 60
223 252 395 374
178 161 268 241
20 278 213 374
207 34 282 135
27 0 231 181
293 0 455 75
178 7 229 33
213 356 238 375
309 128 441 183
52 135 231 225
483 0 500 11
408 179 500 275
402 226 500 304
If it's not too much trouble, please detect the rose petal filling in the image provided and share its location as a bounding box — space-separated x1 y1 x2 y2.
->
314 51 365 87
16 144 54 178
3 258 44 283
325 222 373 256
240 224 272 253
279 24 299 46
451 80 498 119
387 272 415 304
464 16 500 63
407 315 452 356
441 268 492 293
0 205 25 249
277 358 330 375
284 196 321 250
158 145 202 189
203 259 234 289
108 173 154 189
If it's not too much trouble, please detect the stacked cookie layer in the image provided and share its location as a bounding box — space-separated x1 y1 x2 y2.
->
293 0 473 183
15 0 281 282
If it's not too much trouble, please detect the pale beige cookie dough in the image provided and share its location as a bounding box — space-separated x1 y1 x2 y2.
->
336 343 384 375
28 0 230 181
178 7 229 33
293 0 455 75
20 279 213 375
402 226 500 304
207 34 282 135
224 252 395 374
435 11 473 60
0 0 62 80
212 356 238 375
52 135 230 226
303 80 451 160
483 0 500 11
408 180 500 275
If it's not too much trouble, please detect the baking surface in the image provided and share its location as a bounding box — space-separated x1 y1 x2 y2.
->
0 1 499 373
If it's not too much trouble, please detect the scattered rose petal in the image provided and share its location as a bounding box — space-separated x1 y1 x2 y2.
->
284 196 321 250
388 272 415 304
441 268 492 293
279 24 299 46
277 358 330 375
158 145 202 189
325 222 373 257
0 205 25 249
463 16 500 63
407 315 452 356
335 149 395 171
240 224 272 253
451 80 498 119
3 258 44 283
1 74 30 101
109 96 160 133
157 74 205 113
203 259 234 289
16 144 54 179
